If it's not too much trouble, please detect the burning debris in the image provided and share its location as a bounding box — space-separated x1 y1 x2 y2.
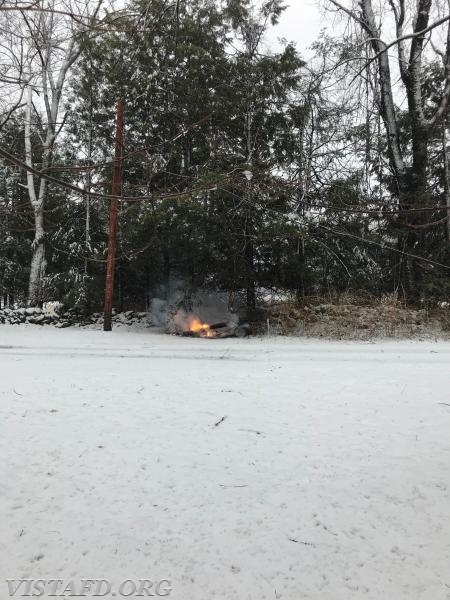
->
160 288 251 338
181 317 250 338
185 316 216 337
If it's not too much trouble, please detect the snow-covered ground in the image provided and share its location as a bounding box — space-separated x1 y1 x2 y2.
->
1 325 450 599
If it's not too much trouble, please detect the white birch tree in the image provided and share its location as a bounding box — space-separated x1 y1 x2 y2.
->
11 0 103 305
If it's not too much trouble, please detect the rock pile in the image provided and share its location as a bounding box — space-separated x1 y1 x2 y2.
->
0 307 153 328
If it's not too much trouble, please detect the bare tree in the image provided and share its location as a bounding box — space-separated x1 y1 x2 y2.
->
7 0 103 305
327 0 450 291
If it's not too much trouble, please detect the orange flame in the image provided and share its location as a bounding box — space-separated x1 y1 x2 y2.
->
189 317 215 337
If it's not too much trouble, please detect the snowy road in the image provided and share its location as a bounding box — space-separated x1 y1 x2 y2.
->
1 326 450 599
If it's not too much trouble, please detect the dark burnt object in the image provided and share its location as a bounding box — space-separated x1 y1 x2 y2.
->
182 322 251 338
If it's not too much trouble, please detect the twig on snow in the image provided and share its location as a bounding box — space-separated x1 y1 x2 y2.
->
239 428 265 436
288 537 315 547
218 484 248 488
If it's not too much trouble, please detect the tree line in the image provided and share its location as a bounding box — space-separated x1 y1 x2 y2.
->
1 0 450 312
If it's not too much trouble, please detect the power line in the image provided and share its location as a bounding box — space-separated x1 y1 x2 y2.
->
0 144 239 201
318 225 450 271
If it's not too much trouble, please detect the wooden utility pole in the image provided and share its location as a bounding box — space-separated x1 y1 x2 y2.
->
103 100 124 331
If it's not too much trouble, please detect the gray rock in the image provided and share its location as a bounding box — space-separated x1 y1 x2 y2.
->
27 314 45 324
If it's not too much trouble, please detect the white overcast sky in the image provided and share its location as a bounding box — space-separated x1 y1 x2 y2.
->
266 1 325 56
270 0 449 57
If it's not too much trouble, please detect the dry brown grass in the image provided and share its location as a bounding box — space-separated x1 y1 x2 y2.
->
258 295 450 340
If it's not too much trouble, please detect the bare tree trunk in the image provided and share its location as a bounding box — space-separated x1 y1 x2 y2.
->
443 123 450 245
25 85 46 306
24 33 79 305
244 219 256 311
244 110 256 313
85 92 93 275
28 208 46 305
295 90 315 300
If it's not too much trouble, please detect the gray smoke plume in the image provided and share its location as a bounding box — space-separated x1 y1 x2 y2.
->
149 280 244 333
